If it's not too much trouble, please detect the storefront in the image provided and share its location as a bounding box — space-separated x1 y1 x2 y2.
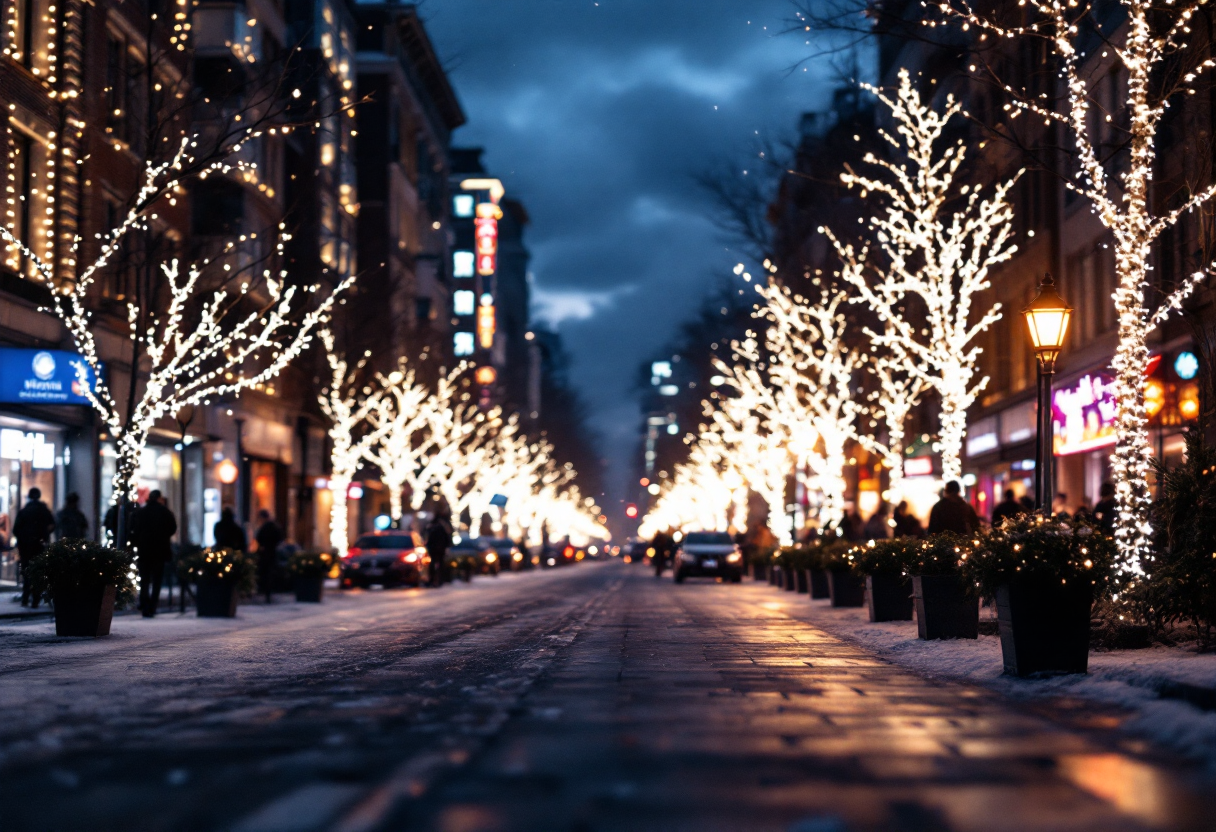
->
0 348 99 547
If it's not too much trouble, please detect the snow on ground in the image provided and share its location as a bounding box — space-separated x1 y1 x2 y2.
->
774 597 1216 766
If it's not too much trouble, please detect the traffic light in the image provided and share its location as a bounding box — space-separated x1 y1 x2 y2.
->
625 503 638 518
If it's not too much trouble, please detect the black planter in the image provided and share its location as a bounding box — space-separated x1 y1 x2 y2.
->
795 570 810 594
996 578 1092 676
772 566 783 588
783 568 798 592
751 562 769 582
196 579 239 618
866 574 914 622
913 574 978 640
828 569 866 607
53 585 116 637
809 569 830 599
294 576 324 603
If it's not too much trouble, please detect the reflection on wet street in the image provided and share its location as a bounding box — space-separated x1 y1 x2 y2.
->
0 562 1211 831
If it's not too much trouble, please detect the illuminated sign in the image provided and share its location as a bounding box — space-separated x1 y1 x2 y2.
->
658 384 678 396
477 305 496 348
0 429 55 469
904 457 934 477
1053 373 1117 455
475 217 498 276
453 194 475 218
453 290 475 316
1175 351 1199 380
475 366 497 385
454 332 475 356
0 348 98 405
651 361 672 379
453 251 475 278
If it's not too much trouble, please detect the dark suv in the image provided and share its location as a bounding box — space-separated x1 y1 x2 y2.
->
341 532 429 588
673 531 743 583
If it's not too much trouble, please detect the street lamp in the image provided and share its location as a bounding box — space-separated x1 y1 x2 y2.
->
1023 274 1073 514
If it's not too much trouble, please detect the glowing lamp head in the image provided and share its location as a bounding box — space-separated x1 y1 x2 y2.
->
216 459 239 485
1022 274 1072 364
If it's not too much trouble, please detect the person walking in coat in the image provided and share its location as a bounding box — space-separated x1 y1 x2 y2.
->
862 504 890 540
14 488 55 607
213 507 247 552
55 493 89 541
130 490 177 617
426 512 453 587
990 489 1024 528
927 481 981 535
1092 482 1117 536
254 510 284 603
891 501 924 538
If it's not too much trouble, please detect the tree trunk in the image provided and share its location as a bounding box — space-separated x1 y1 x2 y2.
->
328 474 351 556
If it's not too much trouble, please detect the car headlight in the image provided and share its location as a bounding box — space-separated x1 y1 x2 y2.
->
726 552 742 564
485 552 497 563
401 552 418 563
512 551 523 562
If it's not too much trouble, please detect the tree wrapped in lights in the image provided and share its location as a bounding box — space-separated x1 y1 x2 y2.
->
748 283 862 529
938 2 1216 570
707 341 795 543
861 328 929 503
317 329 391 556
0 137 352 509
825 68 1016 484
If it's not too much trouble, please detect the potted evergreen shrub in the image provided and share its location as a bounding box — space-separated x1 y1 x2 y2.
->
848 539 917 622
963 515 1116 676
824 543 864 607
178 548 256 617
288 550 334 602
777 546 811 592
26 539 135 637
912 533 979 640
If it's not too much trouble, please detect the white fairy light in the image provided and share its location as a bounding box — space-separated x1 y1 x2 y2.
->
828 68 1015 484
938 0 1216 571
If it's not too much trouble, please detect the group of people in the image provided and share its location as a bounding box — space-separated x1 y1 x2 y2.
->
6 485 291 617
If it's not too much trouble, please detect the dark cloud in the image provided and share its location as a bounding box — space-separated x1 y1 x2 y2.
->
423 0 837 498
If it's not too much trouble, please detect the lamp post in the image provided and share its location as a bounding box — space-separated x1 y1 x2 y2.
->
1023 274 1073 514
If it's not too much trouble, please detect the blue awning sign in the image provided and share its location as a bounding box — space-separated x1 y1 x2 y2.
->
0 348 97 405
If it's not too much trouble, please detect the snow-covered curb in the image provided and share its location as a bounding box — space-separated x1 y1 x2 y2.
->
788 599 1216 766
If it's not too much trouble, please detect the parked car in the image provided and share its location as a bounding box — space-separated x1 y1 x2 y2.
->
341 532 429 588
626 540 651 565
673 531 743 584
482 538 528 570
451 537 498 576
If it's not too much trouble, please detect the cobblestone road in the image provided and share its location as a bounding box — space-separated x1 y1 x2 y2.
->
0 562 1211 832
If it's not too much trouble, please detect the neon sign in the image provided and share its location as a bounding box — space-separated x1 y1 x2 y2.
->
477 305 496 348
1053 374 1117 455
474 203 502 277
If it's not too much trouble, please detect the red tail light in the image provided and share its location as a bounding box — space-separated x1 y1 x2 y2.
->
345 547 363 559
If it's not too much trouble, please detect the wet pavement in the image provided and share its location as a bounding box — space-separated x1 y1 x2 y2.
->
0 561 1211 832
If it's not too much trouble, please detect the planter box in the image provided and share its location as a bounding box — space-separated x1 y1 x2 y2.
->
828 569 866 607
996 578 1092 676
750 562 769 582
809 569 830 599
294 576 324 603
913 575 978 640
53 585 116 637
772 566 783 588
783 568 798 592
866 574 914 622
196 579 239 618
795 569 810 594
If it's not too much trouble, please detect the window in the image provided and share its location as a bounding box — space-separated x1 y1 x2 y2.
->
454 332 475 356
453 250 474 277
4 127 52 280
453 195 474 218
11 0 53 75
105 31 146 155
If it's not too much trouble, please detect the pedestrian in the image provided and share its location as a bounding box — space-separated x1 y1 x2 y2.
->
13 488 55 607
1092 482 1117 536
103 502 119 546
213 507 247 551
130 490 177 617
426 511 452 586
891 501 924 538
55 492 89 541
862 503 890 540
990 489 1024 527
927 481 981 535
651 528 673 577
254 510 284 603
842 509 866 542
1052 492 1071 520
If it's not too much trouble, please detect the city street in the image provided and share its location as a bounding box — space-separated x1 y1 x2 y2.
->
0 562 1212 832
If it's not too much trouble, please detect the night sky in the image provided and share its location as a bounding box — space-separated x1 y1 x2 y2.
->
424 0 837 499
